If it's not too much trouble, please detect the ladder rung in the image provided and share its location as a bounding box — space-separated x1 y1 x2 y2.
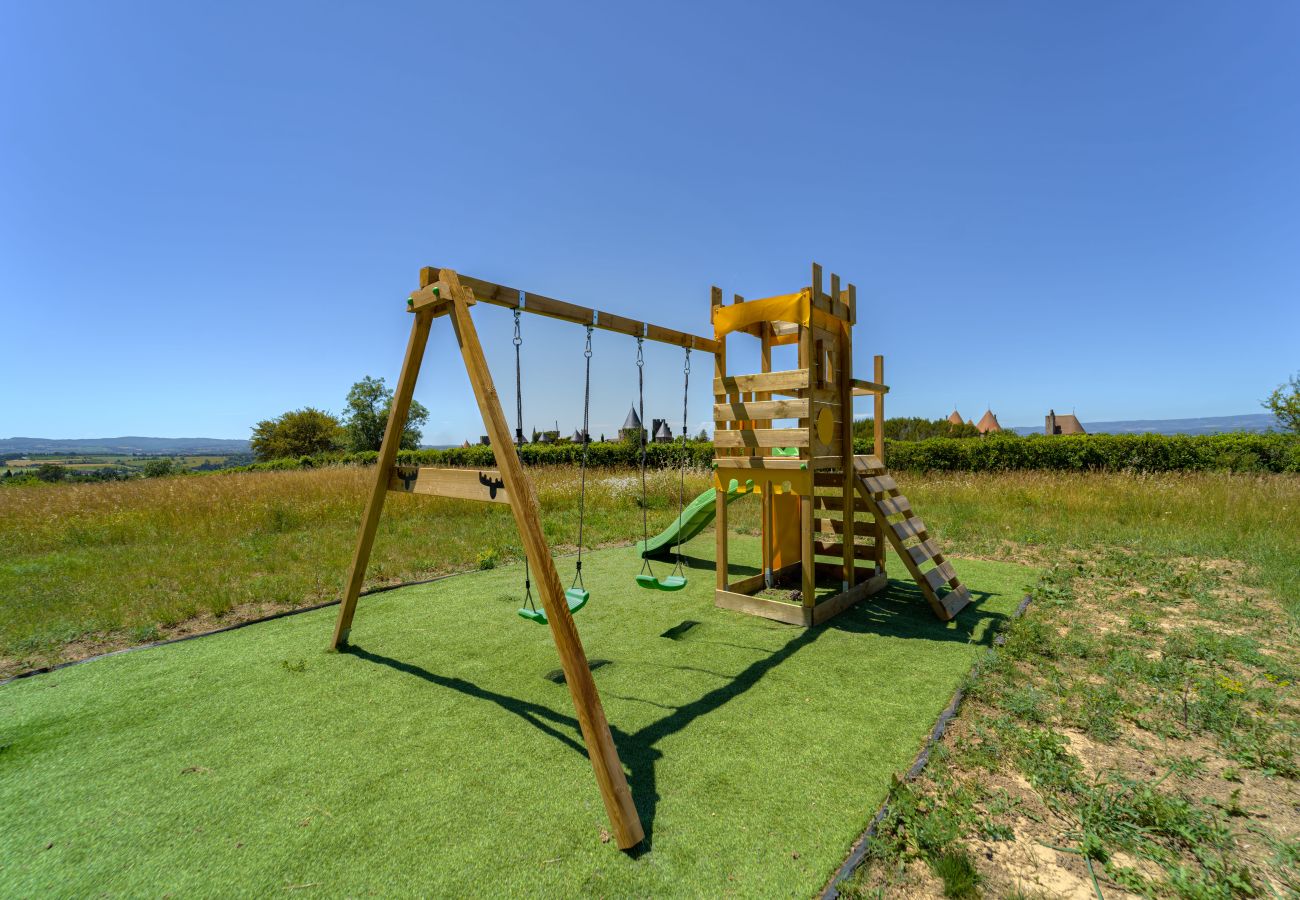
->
924 560 958 591
906 538 941 566
892 517 927 541
877 495 911 517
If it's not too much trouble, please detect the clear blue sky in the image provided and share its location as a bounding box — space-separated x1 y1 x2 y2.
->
3 1 1297 443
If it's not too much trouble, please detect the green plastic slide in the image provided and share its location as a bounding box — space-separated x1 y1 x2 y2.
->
637 478 751 559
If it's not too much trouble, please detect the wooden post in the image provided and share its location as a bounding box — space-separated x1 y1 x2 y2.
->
331 306 434 649
838 278 855 592
712 285 729 592
441 269 644 850
873 353 886 575
800 263 820 608
759 320 773 586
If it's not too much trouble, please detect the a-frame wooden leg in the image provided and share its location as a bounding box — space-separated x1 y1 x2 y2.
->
441 269 645 850
331 309 433 650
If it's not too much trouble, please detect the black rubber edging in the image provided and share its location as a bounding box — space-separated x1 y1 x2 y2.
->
0 575 454 688
819 591 1036 899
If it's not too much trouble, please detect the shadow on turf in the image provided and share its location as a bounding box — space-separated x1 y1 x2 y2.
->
342 579 1006 853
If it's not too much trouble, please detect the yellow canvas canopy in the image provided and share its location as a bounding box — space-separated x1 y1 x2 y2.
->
711 290 810 337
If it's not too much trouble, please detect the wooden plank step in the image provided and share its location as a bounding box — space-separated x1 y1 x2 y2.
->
714 428 809 449
939 584 972 619
714 456 807 470
892 517 928 541
854 454 886 474
712 397 809 422
923 560 959 591
877 495 911 517
862 474 898 495
906 538 942 566
714 369 808 396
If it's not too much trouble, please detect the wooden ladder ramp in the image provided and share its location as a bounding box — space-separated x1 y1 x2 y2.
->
852 455 971 621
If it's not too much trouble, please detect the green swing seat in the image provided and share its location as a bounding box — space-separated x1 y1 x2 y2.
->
636 572 688 592
516 587 590 625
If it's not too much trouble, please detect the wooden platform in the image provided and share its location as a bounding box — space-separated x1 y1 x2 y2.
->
714 565 889 627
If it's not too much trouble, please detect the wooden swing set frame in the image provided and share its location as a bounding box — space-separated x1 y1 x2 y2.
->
330 263 970 852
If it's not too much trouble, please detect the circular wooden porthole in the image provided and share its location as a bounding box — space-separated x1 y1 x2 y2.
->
816 407 834 445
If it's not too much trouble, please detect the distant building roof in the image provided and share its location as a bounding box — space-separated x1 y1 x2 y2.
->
947 410 964 426
621 406 642 430
976 409 1002 434
654 420 673 440
1046 409 1086 435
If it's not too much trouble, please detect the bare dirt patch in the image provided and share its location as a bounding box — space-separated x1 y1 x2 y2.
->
841 548 1300 898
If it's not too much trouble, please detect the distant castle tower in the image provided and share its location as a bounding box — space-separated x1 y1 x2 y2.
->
976 409 1002 435
620 405 645 442
1046 409 1086 436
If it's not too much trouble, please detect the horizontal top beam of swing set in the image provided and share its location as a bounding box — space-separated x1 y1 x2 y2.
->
408 266 721 355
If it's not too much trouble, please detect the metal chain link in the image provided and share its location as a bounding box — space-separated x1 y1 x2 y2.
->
574 326 593 589
672 348 691 575
637 337 652 576
512 309 524 445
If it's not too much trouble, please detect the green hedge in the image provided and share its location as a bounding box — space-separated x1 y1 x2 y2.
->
223 441 717 474
880 432 1300 474
223 432 1300 476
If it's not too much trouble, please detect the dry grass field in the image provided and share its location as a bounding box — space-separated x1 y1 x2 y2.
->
0 465 757 675
3 466 1295 679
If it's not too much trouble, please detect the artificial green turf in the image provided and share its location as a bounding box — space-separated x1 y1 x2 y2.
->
0 534 1034 897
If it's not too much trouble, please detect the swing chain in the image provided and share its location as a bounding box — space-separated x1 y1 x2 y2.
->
512 309 524 445
574 325 593 590
513 307 537 613
672 347 691 576
637 337 653 576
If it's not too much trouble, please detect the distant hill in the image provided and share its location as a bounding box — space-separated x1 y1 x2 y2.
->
1 436 252 455
1008 413 1282 437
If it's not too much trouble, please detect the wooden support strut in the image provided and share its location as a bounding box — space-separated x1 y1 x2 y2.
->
332 266 643 851
440 270 644 850
331 307 433 649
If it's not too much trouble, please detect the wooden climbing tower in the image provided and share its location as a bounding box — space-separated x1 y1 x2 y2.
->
710 263 971 625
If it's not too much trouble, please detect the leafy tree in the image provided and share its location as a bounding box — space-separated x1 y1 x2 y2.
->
854 416 982 442
1263 373 1300 433
251 407 345 461
141 458 175 478
35 463 66 483
341 376 429 452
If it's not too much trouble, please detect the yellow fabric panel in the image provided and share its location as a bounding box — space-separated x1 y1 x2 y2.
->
712 290 810 337
769 493 803 570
